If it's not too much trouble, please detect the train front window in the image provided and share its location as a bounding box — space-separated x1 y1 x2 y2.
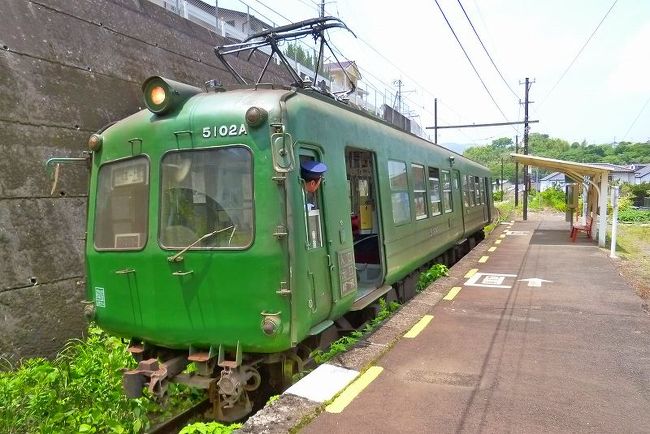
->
94 157 149 250
160 147 253 249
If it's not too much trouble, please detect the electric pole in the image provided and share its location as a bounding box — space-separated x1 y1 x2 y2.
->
515 134 519 207
434 98 438 144
520 77 534 220
393 79 403 113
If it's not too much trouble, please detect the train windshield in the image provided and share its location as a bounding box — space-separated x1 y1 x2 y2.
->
160 147 253 249
94 156 150 250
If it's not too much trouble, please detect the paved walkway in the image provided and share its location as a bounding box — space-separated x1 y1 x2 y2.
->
301 217 650 433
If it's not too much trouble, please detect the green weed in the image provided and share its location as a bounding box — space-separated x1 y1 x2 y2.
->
311 299 400 364
416 263 449 292
0 325 202 433
179 422 242 434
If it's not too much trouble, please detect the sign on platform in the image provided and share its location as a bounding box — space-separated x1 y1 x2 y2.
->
465 272 518 289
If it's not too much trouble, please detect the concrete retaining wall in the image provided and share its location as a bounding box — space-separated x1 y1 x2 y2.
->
0 0 288 361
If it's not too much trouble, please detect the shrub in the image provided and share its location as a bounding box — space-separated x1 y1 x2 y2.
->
0 326 153 434
416 263 449 291
617 209 650 223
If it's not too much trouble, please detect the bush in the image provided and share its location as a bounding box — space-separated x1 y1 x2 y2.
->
416 264 449 291
493 190 504 201
625 182 650 207
529 186 566 212
617 208 650 223
0 326 153 434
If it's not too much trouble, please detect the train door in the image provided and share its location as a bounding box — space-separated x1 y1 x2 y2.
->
345 148 385 299
299 150 332 324
452 169 465 235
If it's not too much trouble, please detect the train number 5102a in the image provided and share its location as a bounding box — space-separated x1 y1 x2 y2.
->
202 124 248 138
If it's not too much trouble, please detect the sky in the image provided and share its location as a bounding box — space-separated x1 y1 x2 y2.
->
210 0 650 147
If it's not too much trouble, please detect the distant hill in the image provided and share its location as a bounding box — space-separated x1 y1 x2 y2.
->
438 142 473 155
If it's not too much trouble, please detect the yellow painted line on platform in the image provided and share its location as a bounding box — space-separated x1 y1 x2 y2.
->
499 234 506 238
495 239 502 245
326 366 384 413
488 247 497 252
464 268 478 278
404 314 434 338
443 287 462 301
478 256 489 263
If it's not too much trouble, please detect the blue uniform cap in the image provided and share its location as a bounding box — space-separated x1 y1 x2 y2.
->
300 160 327 179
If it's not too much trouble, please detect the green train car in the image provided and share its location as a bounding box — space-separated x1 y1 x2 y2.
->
79 75 493 419
50 18 495 420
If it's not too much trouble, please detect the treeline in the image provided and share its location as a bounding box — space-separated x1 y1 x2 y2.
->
464 133 650 183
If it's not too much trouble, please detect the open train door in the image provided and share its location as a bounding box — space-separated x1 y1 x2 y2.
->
298 149 333 326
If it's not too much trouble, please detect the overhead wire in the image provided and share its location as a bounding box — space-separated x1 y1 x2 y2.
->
456 0 519 100
539 0 619 107
243 0 493 143
621 95 650 142
432 0 511 124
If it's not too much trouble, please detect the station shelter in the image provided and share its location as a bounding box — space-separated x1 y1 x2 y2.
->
510 153 615 247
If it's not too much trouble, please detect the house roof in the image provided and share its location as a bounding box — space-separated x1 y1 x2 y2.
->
587 162 634 173
635 165 650 178
324 60 361 78
540 171 565 181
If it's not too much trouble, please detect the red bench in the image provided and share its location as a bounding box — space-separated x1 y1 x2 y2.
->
570 216 593 242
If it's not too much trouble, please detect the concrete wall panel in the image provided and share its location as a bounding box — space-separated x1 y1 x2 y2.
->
0 0 291 359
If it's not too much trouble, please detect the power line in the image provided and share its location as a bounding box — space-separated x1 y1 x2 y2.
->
456 0 519 100
540 0 619 106
622 95 650 142
432 0 511 123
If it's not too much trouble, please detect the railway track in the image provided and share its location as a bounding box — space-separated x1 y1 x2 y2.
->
147 399 211 434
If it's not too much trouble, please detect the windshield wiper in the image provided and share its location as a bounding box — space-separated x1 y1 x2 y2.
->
167 226 234 263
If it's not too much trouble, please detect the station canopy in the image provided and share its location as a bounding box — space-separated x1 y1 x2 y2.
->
510 153 613 182
509 153 615 247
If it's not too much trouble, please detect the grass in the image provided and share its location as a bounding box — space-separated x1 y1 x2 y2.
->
0 325 221 433
610 223 650 299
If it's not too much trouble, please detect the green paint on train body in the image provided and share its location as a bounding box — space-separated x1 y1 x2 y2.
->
86 84 492 355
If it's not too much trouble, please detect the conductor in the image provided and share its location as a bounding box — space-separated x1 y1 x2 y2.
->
301 160 327 193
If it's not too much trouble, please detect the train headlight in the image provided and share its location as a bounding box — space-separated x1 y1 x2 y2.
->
88 134 103 151
142 76 202 115
150 86 166 105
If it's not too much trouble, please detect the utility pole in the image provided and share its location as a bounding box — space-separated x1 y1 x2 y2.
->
501 157 504 194
393 79 403 113
515 135 519 207
434 98 438 144
520 77 535 220
320 0 325 17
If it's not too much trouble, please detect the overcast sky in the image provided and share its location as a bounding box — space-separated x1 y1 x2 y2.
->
212 0 649 147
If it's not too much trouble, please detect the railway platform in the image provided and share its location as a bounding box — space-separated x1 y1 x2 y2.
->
243 213 650 433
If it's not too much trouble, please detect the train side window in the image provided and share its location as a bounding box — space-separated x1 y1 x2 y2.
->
428 167 442 216
478 177 485 204
442 170 452 213
463 175 470 207
474 176 481 205
412 164 427 220
388 160 411 225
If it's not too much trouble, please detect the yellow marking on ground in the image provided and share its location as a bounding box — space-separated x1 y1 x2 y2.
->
495 240 502 245
326 366 384 413
478 256 489 263
499 234 506 238
443 287 462 301
488 247 497 252
464 269 478 278
404 314 434 338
